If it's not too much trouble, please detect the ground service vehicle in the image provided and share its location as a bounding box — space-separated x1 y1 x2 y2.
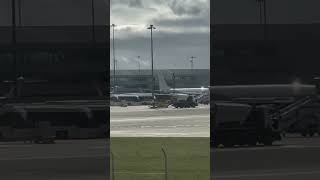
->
171 94 198 108
211 84 318 147
212 102 281 147
152 94 170 108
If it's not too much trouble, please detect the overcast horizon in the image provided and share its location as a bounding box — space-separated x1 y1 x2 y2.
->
110 0 210 70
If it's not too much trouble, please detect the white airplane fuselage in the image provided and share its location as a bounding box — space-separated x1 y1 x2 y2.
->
169 87 209 95
211 84 316 99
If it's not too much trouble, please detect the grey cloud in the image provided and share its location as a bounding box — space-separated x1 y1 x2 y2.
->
120 26 134 33
169 1 201 16
110 0 128 5
111 0 144 8
167 0 209 16
129 0 144 8
112 32 209 69
111 0 210 69
152 16 209 29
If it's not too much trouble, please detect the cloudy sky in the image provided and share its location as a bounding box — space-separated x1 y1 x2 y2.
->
0 0 108 26
213 0 320 24
110 0 210 70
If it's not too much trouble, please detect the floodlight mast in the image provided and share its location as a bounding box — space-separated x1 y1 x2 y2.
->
190 56 196 72
147 25 156 107
111 24 116 92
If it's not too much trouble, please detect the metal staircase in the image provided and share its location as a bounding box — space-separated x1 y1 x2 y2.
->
271 96 315 130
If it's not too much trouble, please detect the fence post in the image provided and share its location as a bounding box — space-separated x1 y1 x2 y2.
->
111 151 115 180
161 147 168 180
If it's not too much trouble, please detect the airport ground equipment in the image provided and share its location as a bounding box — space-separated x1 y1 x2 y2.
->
286 102 320 137
153 101 169 108
110 93 154 106
211 84 319 147
212 102 279 147
153 94 171 108
196 93 210 104
171 94 198 108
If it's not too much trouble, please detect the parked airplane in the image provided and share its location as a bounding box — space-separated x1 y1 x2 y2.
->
157 72 209 95
211 83 316 102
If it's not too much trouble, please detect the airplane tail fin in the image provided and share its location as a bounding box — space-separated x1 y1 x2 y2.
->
157 71 171 92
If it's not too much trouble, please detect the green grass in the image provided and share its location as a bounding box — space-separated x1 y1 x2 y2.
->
110 137 210 180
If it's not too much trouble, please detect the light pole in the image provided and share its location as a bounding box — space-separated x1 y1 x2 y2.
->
147 25 156 106
263 0 267 41
111 24 116 93
190 56 196 72
172 72 176 94
137 56 141 73
115 59 118 70
257 0 263 24
12 0 17 97
256 0 267 39
91 0 95 42
263 0 267 25
18 0 22 26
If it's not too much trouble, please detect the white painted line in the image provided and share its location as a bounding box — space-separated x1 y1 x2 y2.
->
111 131 210 137
111 115 209 122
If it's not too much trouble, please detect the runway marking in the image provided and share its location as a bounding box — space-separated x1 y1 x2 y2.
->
111 115 209 122
112 124 209 129
111 131 209 137
111 107 209 137
214 169 320 178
